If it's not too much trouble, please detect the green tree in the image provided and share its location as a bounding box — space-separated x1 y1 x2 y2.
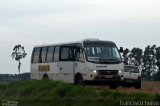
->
122 48 130 65
11 44 27 74
155 47 160 80
156 47 160 70
129 47 143 66
143 45 157 80
151 45 157 69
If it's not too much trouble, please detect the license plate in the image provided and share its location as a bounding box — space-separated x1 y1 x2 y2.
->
105 75 113 78
126 80 133 83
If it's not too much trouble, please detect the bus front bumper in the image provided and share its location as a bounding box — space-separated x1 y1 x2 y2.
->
84 75 122 85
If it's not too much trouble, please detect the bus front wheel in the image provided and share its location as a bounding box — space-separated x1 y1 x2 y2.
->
74 74 84 85
109 82 118 89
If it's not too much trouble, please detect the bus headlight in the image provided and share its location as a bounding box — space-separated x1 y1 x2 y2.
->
118 70 122 74
86 68 97 74
93 70 97 74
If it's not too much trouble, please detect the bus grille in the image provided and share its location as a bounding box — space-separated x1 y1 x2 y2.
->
97 70 118 75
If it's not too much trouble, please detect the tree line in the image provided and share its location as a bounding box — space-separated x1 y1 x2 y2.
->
123 45 160 81
0 73 30 83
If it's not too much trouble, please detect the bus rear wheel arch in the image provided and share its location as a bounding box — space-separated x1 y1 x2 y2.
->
43 74 49 80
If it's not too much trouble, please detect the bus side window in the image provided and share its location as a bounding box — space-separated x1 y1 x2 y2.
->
54 46 60 62
41 47 48 63
60 47 70 60
59 46 75 61
46 46 55 62
32 48 41 63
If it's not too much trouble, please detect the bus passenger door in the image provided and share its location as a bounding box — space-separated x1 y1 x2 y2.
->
74 47 86 80
58 46 75 83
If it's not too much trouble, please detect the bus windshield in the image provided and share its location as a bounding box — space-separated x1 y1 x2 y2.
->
84 42 122 64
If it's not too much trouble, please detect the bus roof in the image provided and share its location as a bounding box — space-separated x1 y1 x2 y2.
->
34 38 115 48
34 41 82 48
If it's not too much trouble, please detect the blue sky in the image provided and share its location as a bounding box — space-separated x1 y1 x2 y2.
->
0 0 160 74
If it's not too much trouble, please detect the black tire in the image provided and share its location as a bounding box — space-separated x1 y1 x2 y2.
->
43 74 49 80
122 83 126 87
121 81 126 87
135 82 141 89
109 83 118 89
75 74 84 85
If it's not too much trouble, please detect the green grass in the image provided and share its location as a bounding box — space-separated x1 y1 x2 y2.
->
0 80 159 106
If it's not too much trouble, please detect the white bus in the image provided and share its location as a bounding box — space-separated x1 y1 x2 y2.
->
31 38 124 88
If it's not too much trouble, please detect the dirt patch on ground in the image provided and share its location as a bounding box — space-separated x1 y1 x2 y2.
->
88 81 160 94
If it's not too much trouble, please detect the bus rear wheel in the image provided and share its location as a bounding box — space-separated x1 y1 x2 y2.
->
43 74 49 80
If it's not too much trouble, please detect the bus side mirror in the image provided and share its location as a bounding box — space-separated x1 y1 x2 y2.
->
119 47 123 53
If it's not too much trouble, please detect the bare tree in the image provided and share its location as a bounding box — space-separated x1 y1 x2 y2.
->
11 44 27 74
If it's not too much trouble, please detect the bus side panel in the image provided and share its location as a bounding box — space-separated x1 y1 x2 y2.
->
48 63 59 81
57 62 74 83
74 62 87 80
31 63 60 81
31 63 41 80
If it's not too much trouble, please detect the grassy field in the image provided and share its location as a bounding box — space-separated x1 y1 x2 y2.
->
90 81 160 94
0 80 160 106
